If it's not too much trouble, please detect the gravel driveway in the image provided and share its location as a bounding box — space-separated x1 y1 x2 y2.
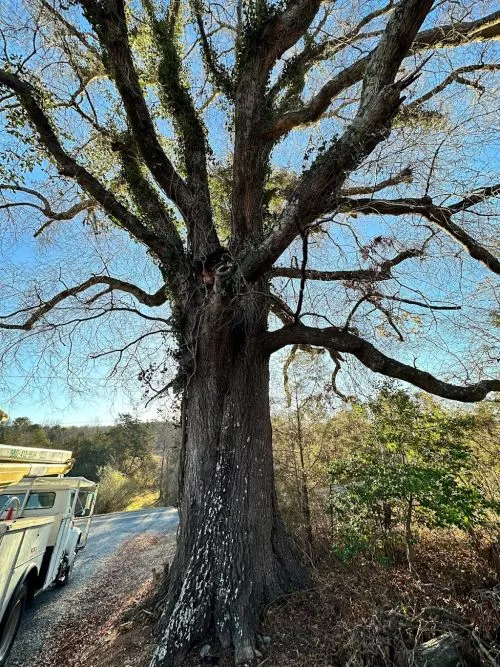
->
6 507 178 667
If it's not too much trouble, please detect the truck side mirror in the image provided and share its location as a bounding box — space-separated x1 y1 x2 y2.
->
75 507 89 518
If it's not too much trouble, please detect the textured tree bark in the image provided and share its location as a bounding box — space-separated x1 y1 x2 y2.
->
150 293 307 667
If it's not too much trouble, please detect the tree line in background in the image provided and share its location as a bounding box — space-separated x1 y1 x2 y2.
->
2 386 498 552
0 414 181 513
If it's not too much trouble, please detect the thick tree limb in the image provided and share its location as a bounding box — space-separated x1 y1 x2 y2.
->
264 323 500 402
231 0 321 242
115 139 178 241
78 0 196 227
0 277 168 331
266 57 367 141
143 0 221 259
259 1 322 69
0 69 183 270
241 0 434 279
339 190 500 274
266 9 500 140
270 248 423 282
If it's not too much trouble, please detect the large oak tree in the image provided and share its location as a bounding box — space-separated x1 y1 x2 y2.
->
0 1 499 664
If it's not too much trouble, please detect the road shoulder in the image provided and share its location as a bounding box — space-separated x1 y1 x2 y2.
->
33 532 176 667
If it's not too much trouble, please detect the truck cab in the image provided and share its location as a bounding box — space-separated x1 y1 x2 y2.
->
0 444 97 666
0 476 97 585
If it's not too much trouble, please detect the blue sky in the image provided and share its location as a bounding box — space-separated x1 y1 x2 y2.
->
0 1 498 425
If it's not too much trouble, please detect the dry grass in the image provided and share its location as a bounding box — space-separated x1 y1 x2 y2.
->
34 533 176 667
36 529 499 667
262 530 499 666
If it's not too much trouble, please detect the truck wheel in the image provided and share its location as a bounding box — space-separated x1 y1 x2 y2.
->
0 583 27 667
55 553 73 588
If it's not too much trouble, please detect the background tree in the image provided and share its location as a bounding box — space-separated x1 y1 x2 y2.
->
0 416 51 449
329 387 498 567
0 413 167 511
0 1 499 664
106 412 155 476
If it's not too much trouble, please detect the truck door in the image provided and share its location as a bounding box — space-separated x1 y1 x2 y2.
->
72 490 97 549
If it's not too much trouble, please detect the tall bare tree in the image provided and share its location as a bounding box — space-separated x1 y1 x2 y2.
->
0 1 499 664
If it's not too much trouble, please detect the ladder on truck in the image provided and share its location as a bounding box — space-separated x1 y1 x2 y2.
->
0 444 73 487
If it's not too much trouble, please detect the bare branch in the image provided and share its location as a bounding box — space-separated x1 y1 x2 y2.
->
190 0 234 97
268 1 394 105
403 63 500 111
449 184 500 214
367 296 405 341
0 184 94 236
89 330 170 360
270 248 424 283
264 323 500 402
40 0 100 58
0 277 168 331
379 294 461 311
265 57 367 141
269 293 295 326
339 189 500 274
341 167 413 196
413 9 500 49
294 228 309 321
0 69 184 270
329 351 349 402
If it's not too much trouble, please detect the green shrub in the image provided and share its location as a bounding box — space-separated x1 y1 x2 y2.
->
329 388 498 563
94 465 141 514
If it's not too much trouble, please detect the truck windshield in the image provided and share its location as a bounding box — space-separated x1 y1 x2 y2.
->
0 491 56 512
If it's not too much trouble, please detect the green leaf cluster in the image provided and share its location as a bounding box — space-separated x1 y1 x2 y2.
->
329 387 498 562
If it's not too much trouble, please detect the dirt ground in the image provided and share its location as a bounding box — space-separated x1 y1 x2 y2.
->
33 533 176 667
35 530 499 667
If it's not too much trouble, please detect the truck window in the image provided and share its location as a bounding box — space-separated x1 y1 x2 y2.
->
74 491 93 517
0 491 56 511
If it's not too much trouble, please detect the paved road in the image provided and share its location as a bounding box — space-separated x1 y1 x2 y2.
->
7 507 179 666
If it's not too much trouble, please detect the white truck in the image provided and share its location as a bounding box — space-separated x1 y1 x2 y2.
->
0 443 98 666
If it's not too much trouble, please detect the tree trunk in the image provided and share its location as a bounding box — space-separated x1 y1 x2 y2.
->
295 390 313 553
405 494 414 572
150 294 307 666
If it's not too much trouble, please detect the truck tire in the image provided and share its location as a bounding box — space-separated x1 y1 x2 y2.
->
0 583 27 667
54 552 73 588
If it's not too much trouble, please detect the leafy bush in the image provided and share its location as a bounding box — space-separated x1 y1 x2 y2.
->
329 388 498 563
94 465 141 514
